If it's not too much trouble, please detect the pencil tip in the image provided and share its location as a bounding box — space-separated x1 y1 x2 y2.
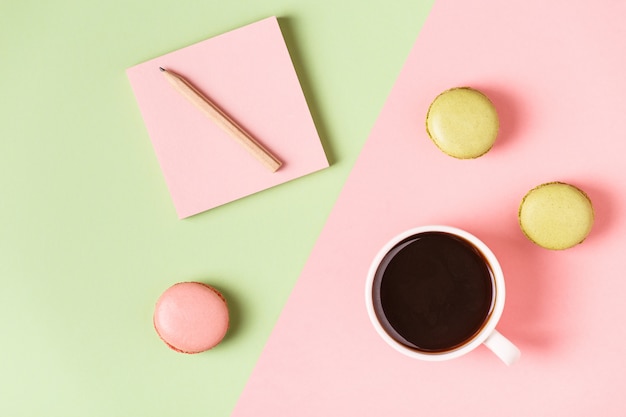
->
159 67 165 72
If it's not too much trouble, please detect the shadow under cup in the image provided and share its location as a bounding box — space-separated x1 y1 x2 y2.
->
371 231 497 354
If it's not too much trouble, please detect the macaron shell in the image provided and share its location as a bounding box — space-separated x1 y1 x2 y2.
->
426 87 499 159
153 282 229 353
518 182 594 250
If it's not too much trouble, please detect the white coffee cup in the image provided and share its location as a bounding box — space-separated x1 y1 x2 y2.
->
365 225 520 365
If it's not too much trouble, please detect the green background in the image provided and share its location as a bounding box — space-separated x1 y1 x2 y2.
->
1 0 433 415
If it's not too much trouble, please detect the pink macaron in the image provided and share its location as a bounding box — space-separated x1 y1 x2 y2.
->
153 282 229 353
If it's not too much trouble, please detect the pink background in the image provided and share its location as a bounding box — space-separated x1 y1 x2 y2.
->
234 0 626 415
127 17 328 218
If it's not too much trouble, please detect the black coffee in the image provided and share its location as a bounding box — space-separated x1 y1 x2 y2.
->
373 232 494 352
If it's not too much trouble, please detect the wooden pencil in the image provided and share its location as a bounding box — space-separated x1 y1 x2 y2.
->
159 67 282 172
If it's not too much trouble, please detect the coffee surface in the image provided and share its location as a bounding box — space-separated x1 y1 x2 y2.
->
376 232 493 352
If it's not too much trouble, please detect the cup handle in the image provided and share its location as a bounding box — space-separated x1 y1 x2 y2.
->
483 329 521 365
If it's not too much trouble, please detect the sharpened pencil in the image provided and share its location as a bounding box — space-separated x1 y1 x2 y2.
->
159 67 282 172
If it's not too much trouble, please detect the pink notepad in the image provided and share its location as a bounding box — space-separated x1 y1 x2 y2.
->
234 1 626 415
127 17 328 218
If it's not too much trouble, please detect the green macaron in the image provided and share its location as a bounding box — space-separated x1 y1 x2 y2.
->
425 87 499 159
518 182 594 250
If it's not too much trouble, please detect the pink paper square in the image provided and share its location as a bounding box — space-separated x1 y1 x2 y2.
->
127 17 328 218
234 1 626 415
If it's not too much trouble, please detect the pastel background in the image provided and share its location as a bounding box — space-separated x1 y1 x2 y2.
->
0 0 433 416
3 0 624 416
